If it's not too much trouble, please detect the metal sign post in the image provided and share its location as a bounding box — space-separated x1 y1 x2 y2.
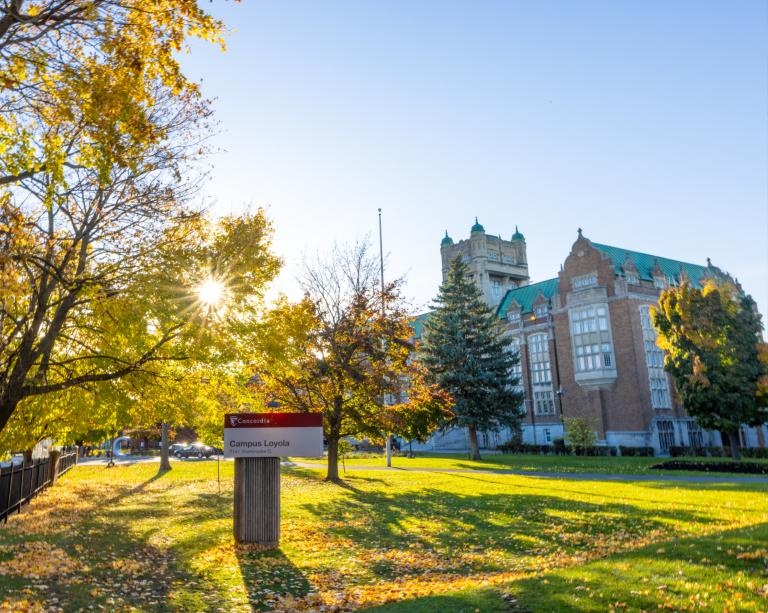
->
225 413 323 545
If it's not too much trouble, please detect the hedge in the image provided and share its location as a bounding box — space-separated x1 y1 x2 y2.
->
669 445 768 459
496 442 647 457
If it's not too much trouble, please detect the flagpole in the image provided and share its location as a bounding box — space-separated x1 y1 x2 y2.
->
379 208 391 468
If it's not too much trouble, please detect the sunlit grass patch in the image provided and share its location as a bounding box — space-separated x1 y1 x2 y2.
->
0 462 764 612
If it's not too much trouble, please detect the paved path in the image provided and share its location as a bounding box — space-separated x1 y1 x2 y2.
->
281 461 768 483
69 456 768 483
76 456 229 466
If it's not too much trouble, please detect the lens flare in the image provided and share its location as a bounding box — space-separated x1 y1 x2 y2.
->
199 279 225 305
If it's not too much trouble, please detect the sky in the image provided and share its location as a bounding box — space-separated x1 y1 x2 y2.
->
177 1 767 315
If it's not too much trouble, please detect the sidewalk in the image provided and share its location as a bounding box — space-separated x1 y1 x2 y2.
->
280 461 768 483
77 455 228 466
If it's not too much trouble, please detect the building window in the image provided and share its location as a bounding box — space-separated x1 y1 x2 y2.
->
535 306 547 317
603 353 612 368
640 306 653 329
529 333 551 384
462 255 470 264
650 378 669 408
544 429 552 443
627 274 639 284
491 280 501 297
654 278 666 289
657 420 675 451
509 313 521 323
738 427 747 447
482 432 490 448
488 253 498 263
644 341 664 368
686 421 703 447
534 392 555 415
574 274 598 289
505 256 515 265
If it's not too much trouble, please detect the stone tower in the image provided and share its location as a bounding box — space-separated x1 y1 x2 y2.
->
440 218 530 306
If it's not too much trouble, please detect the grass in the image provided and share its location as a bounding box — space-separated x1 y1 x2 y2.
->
290 451 768 478
0 462 765 613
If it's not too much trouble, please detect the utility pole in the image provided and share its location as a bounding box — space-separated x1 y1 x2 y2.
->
379 208 391 468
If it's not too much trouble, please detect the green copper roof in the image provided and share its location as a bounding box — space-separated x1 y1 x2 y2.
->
496 278 560 318
441 231 454 245
410 312 431 340
591 243 715 289
511 226 525 241
471 217 485 233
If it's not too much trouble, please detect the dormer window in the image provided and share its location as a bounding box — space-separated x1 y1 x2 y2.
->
574 274 598 289
509 313 521 323
534 306 547 317
626 274 639 284
653 278 666 289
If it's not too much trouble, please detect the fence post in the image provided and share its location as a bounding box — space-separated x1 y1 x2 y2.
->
49 450 61 486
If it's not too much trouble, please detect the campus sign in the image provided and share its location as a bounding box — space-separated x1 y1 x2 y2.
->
224 413 323 458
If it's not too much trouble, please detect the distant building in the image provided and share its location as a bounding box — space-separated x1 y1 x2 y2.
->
411 221 766 454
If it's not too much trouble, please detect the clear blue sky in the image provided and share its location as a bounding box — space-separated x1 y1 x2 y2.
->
178 1 767 316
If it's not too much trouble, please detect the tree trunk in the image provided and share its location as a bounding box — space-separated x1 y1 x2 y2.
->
468 427 482 461
159 421 171 471
729 430 741 462
23 448 33 463
326 434 339 481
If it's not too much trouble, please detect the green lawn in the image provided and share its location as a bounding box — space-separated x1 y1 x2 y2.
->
290 451 768 478
0 462 766 613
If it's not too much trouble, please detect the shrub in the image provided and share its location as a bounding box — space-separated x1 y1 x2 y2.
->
669 446 684 457
619 446 655 457
563 416 599 455
739 447 768 459
609 446 618 456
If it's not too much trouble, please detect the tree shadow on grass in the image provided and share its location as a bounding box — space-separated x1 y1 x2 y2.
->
363 521 768 613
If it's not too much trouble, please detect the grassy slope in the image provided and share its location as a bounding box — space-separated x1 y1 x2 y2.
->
289 452 768 478
0 463 765 613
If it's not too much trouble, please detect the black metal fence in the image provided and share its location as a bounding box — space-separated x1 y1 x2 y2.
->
0 451 77 524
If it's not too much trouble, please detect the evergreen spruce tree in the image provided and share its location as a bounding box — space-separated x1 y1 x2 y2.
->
420 254 525 460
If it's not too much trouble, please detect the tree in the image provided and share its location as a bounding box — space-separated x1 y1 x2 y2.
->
419 254 524 461
1 0 229 192
653 281 768 461
255 239 449 481
562 416 598 455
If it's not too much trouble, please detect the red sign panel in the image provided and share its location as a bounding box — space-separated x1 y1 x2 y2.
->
225 413 323 428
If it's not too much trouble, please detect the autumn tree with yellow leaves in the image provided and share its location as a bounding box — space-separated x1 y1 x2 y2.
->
254 240 450 481
653 281 768 461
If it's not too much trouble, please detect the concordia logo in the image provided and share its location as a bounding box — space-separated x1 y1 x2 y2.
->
229 416 238 427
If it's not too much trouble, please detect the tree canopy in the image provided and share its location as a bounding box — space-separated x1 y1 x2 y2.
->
653 281 768 461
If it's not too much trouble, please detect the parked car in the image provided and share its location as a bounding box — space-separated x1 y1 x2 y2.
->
168 443 187 456
175 443 214 459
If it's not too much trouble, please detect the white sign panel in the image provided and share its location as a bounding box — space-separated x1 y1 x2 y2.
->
224 413 324 458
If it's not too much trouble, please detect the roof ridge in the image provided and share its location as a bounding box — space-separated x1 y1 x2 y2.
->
591 242 704 270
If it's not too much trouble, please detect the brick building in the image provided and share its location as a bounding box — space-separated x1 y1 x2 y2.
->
410 221 767 454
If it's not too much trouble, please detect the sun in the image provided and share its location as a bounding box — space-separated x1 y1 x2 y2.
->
198 279 225 305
